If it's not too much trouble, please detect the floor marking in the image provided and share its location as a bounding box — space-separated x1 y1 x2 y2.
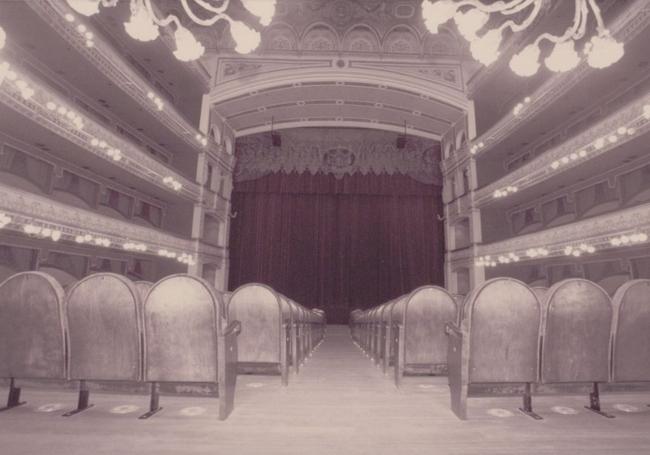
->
551 406 578 415
36 403 65 412
487 408 514 418
110 405 140 414
245 382 264 388
418 384 435 389
180 406 206 416
613 404 639 413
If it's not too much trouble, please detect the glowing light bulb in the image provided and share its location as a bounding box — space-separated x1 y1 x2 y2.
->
510 44 541 77
545 40 580 73
173 25 204 61
229 20 260 54
470 29 502 66
454 8 488 42
124 1 159 42
241 0 276 26
586 33 624 69
422 0 457 34
66 0 100 16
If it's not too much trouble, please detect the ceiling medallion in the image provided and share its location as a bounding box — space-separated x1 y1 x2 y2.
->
64 0 277 61
422 0 624 76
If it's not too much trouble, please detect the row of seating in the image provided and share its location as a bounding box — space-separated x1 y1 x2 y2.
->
350 278 650 420
225 283 326 386
0 272 325 420
349 286 461 388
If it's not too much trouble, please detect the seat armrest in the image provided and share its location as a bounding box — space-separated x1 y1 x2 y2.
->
224 320 241 336
445 322 462 337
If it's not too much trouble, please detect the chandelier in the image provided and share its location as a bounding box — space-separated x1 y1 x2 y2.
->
421 0 624 76
65 0 276 61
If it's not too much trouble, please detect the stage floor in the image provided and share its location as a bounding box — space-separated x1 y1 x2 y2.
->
1 325 649 455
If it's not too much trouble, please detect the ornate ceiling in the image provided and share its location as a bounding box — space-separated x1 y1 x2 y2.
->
198 1 470 140
163 0 466 57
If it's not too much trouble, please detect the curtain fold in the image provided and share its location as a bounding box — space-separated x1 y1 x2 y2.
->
228 172 445 324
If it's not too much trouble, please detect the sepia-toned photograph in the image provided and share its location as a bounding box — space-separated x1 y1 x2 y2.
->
0 0 649 453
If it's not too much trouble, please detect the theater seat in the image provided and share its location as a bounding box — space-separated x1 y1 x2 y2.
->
610 279 650 383
143 274 240 420
446 278 541 420
540 278 613 417
227 283 290 385
391 286 457 387
64 273 143 416
0 272 67 411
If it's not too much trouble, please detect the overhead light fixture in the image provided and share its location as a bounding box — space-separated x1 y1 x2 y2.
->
65 0 275 61
0 26 6 50
422 0 624 76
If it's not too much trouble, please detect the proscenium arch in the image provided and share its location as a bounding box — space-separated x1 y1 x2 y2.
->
208 66 470 140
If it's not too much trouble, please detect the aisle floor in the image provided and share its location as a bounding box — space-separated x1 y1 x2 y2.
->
1 325 650 455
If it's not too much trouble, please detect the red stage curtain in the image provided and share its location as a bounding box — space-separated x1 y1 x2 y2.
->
228 172 445 324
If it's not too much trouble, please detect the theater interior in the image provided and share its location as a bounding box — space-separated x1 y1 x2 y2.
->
0 0 649 453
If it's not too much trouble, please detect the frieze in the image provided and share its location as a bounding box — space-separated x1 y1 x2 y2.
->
215 58 333 85
234 128 442 184
348 61 462 90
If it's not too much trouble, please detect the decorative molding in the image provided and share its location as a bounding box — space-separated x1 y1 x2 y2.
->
503 154 650 221
214 57 333 85
348 60 463 90
474 91 650 206
6 44 173 167
477 203 650 258
445 0 650 170
209 57 469 108
0 182 191 253
0 132 167 212
234 128 442 184
208 56 469 140
187 0 464 57
0 64 202 201
29 0 233 172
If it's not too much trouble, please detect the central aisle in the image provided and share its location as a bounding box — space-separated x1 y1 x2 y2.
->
1 325 650 455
